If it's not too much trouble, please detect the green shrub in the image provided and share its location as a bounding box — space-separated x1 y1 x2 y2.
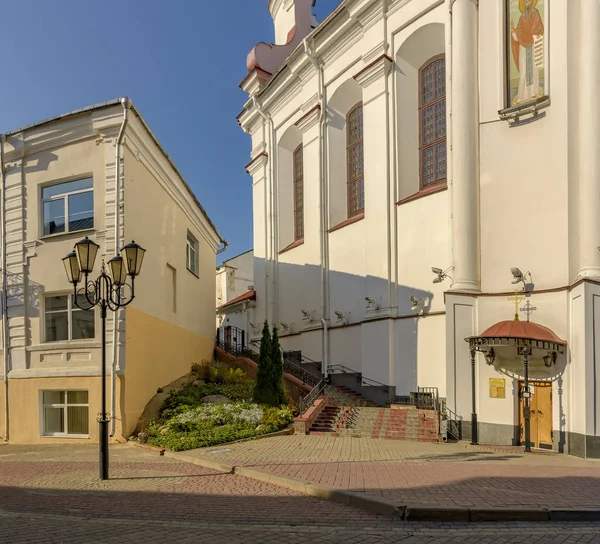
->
146 401 293 452
160 381 255 416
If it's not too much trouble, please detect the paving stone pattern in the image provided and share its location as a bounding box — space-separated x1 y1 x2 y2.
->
185 435 600 510
1 443 600 542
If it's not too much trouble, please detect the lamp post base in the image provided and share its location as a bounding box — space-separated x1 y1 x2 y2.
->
471 413 478 445
99 419 109 480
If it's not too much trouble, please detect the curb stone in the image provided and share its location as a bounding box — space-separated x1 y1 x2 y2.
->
130 443 600 523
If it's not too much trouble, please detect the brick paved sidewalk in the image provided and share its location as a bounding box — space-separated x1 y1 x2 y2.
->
0 444 386 526
180 435 600 511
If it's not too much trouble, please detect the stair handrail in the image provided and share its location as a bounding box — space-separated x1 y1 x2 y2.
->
327 364 390 394
444 405 462 441
283 357 322 387
299 378 326 415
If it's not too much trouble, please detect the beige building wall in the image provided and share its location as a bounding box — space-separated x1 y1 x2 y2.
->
0 101 223 444
121 126 219 433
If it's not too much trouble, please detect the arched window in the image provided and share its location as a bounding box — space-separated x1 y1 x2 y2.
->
346 103 364 217
293 144 304 240
419 55 446 187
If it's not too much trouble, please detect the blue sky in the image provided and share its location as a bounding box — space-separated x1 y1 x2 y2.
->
0 0 337 264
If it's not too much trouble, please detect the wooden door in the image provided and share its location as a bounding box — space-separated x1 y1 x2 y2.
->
225 326 232 347
519 381 553 449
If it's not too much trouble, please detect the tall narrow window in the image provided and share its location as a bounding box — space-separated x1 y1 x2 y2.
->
293 144 304 240
419 55 447 188
346 103 364 218
186 232 199 276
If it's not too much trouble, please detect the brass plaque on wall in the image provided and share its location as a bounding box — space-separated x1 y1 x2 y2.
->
489 378 506 399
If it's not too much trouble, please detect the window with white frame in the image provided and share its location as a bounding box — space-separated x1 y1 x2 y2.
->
41 178 94 236
41 390 89 437
186 232 199 276
44 294 95 342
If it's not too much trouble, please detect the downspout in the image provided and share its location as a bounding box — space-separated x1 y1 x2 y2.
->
0 135 7 441
110 98 129 437
304 38 329 379
381 0 396 401
446 0 456 409
252 96 275 325
446 0 455 287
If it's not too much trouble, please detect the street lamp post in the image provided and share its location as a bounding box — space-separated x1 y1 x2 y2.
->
522 345 532 453
62 237 145 480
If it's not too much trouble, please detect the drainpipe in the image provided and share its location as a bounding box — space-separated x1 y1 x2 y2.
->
110 98 129 438
0 135 7 441
447 0 455 282
252 96 276 326
304 38 329 380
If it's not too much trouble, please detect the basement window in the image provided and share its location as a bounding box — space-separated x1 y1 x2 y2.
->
41 390 89 437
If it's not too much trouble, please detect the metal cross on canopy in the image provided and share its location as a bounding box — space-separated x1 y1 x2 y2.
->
519 300 537 322
508 292 526 321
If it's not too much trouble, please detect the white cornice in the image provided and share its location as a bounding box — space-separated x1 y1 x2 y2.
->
246 153 269 177
354 55 392 88
295 105 321 133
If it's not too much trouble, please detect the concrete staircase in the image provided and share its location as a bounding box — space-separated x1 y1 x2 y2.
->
338 406 439 442
308 385 374 435
309 402 440 442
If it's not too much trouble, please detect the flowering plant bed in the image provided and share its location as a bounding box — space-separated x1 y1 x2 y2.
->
137 361 293 452
146 401 293 451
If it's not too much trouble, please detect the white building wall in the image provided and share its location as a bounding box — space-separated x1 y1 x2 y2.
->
239 0 600 456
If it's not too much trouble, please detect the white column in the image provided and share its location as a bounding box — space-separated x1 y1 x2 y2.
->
577 0 600 279
449 0 480 293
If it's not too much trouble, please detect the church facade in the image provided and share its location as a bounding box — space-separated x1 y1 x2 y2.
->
237 0 600 457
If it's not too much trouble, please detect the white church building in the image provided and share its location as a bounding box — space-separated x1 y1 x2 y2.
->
237 0 600 458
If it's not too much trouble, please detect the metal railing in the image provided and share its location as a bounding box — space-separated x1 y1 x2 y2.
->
327 364 390 393
283 357 322 387
216 325 246 356
299 378 326 414
445 407 462 441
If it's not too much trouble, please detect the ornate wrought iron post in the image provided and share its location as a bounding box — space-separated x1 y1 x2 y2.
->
470 343 478 445
63 237 145 480
522 345 532 453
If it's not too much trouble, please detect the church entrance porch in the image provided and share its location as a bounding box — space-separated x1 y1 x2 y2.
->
519 380 552 450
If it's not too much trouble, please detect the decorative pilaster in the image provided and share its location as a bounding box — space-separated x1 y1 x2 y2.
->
449 0 480 293
576 0 600 279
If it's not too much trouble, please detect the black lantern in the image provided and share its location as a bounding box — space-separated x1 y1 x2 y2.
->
121 241 146 277
108 256 127 287
62 250 82 285
543 351 557 367
75 236 100 274
484 347 496 365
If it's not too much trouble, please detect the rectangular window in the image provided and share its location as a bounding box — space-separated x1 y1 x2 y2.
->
419 56 447 188
186 233 199 276
41 178 94 236
346 103 364 217
293 144 304 240
41 390 89 437
44 294 95 343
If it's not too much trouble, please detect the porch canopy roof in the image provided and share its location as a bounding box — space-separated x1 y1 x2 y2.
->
466 320 566 354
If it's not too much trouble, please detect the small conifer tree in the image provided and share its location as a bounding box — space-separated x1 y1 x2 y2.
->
270 326 287 405
254 321 278 405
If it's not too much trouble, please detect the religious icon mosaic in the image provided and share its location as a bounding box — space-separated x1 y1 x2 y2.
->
507 0 546 107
